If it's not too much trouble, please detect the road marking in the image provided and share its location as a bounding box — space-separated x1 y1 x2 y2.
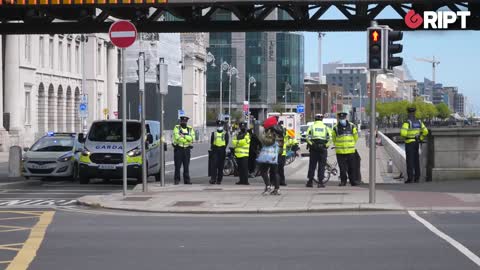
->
7 211 55 270
0 199 77 207
408 210 480 267
0 225 31 233
0 216 38 221
0 261 12 264
165 154 208 166
0 243 23 251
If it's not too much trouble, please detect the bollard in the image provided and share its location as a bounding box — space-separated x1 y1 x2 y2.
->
8 146 22 178
387 159 393 173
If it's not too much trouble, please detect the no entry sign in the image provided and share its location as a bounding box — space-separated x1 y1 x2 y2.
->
109 21 137 48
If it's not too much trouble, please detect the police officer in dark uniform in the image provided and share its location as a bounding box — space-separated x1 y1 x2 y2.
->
210 120 229 185
400 107 428 183
173 116 194 185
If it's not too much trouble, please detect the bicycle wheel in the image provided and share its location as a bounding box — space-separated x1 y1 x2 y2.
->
312 165 331 184
223 159 234 176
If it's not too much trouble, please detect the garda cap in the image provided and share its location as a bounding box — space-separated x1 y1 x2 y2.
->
337 112 348 119
407 107 416 113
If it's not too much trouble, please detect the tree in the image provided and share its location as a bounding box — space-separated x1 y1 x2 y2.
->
436 103 451 120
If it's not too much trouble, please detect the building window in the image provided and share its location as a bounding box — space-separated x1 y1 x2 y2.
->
59 41 63 71
39 37 45 67
25 90 31 125
67 43 72 72
25 36 31 63
96 44 101 75
75 45 80 73
350 70 353 74
49 39 54 69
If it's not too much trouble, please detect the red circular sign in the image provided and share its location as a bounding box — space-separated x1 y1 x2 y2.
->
109 21 137 48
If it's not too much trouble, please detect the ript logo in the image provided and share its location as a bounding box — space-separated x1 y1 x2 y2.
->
405 10 423 29
405 10 470 29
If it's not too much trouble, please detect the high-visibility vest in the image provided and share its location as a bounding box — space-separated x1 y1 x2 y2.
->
173 125 194 148
400 120 428 144
213 131 226 147
306 121 329 145
332 122 358 154
232 132 250 158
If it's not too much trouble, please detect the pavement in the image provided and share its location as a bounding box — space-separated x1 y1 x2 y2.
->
77 179 480 214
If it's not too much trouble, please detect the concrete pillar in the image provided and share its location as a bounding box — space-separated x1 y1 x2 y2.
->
4 35 23 132
106 44 118 119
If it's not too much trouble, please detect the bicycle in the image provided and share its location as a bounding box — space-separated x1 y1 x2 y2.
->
223 147 238 176
312 150 338 185
285 149 297 165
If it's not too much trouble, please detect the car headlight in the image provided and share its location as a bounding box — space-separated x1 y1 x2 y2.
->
127 148 142 157
58 153 74 162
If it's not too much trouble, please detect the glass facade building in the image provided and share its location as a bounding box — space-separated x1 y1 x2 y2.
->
206 9 304 121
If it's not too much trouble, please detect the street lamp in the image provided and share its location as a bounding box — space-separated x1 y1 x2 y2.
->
284 81 292 112
205 51 216 138
355 82 362 125
227 66 238 128
219 60 232 119
247 74 256 129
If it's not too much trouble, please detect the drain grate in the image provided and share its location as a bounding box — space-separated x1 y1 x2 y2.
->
123 197 152 201
172 201 205 207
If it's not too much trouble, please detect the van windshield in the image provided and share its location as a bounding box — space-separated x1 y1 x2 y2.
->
88 122 141 142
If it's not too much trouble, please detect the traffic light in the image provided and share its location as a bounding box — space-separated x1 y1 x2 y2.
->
387 30 403 71
367 27 383 70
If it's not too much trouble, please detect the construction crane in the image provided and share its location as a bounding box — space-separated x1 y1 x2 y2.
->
415 56 440 84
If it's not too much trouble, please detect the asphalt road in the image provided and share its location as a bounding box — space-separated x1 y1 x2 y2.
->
2 210 474 270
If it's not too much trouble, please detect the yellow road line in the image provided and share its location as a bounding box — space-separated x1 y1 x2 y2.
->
6 211 55 270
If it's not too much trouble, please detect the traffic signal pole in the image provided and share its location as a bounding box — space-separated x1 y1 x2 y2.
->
369 70 377 204
122 48 127 196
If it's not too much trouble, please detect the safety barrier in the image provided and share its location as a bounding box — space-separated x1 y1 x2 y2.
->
378 132 407 178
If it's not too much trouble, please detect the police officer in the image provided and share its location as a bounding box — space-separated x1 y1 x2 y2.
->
332 112 359 186
400 107 428 183
210 120 229 185
277 121 288 186
173 116 194 185
306 114 330 188
232 122 251 185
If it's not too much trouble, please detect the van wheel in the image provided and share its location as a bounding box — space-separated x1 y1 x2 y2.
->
79 175 90 184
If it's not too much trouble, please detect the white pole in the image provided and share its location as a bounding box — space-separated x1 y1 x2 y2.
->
138 52 147 192
81 35 87 134
284 83 287 112
228 71 232 128
247 74 251 129
219 58 223 120
122 48 127 196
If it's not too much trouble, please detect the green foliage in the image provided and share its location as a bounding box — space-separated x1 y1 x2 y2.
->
367 99 443 124
435 103 452 120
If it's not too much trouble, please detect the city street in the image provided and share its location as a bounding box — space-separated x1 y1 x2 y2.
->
0 209 479 269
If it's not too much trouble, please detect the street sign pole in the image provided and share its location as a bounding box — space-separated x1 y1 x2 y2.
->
109 20 137 197
369 70 377 204
138 52 147 192
122 48 128 196
158 58 168 187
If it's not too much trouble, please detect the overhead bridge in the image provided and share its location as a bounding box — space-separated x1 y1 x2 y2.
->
0 0 479 34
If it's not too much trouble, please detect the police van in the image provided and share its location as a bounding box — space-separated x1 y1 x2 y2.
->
77 120 161 184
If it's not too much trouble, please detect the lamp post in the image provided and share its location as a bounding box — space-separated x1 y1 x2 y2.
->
284 81 292 112
219 60 234 120
80 34 88 134
247 74 256 129
227 66 238 128
205 51 216 136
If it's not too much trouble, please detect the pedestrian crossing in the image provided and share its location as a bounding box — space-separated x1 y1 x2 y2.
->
0 199 77 207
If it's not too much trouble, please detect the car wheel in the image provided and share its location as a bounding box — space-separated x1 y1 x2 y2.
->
72 164 79 182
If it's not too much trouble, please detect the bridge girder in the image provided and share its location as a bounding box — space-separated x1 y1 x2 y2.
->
0 0 478 34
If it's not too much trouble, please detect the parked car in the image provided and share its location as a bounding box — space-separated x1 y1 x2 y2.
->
22 132 80 179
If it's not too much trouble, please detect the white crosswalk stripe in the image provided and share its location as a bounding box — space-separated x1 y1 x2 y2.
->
0 199 77 207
